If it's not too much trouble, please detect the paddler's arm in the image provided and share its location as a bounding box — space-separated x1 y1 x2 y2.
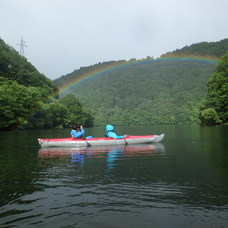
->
107 131 127 139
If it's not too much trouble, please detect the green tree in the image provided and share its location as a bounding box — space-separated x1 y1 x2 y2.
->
58 94 94 127
199 51 228 125
0 77 43 129
199 108 222 125
42 102 69 128
21 94 94 129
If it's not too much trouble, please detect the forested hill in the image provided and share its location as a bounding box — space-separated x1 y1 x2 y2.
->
0 38 57 92
0 38 57 129
0 38 93 129
161 38 228 58
53 38 228 126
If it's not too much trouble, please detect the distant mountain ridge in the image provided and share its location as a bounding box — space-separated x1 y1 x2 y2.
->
161 38 228 58
53 38 228 126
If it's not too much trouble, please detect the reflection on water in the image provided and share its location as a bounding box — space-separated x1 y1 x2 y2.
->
71 152 85 167
106 147 124 170
39 143 165 170
0 126 227 227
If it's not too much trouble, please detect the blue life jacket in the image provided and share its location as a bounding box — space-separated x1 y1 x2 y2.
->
104 125 125 139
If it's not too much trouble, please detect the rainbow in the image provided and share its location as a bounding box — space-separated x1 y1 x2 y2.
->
56 55 219 97
18 55 219 128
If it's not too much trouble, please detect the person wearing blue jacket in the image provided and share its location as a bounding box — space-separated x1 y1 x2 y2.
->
71 125 85 139
105 125 127 139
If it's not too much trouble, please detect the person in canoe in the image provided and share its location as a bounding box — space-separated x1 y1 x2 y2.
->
71 125 85 139
105 125 127 139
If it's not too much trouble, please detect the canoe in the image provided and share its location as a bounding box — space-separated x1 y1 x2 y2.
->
38 134 164 148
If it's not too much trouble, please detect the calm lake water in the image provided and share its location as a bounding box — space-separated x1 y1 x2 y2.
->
0 125 227 228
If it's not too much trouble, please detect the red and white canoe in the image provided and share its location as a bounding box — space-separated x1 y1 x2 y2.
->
38 134 164 148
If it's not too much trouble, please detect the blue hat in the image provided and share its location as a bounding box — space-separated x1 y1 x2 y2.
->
106 125 114 131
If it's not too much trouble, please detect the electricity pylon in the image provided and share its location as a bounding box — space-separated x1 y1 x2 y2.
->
16 36 27 56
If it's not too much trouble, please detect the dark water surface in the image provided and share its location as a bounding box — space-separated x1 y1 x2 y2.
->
0 125 227 227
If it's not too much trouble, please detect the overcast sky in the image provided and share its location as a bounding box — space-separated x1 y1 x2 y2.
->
1 0 228 80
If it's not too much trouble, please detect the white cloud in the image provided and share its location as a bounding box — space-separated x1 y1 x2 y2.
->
0 0 227 79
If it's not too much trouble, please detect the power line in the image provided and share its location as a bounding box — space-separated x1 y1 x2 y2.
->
16 36 27 56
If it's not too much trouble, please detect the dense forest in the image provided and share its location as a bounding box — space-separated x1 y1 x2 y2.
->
161 38 228 58
54 39 228 126
1 37 227 129
0 38 93 130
